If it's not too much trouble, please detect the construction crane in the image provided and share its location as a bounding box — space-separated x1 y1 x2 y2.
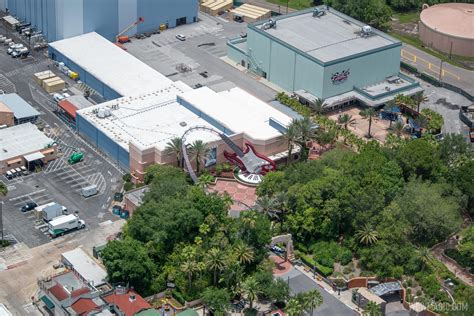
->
116 17 144 44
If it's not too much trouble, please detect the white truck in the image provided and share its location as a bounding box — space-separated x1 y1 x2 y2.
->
37 202 68 221
48 214 85 238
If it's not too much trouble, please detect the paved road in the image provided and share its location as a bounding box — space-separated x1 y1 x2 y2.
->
280 268 357 316
401 44 474 96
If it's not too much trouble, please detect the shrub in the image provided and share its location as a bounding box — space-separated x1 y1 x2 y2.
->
122 173 132 182
124 182 134 191
0 240 10 248
391 266 404 279
296 251 334 276
215 164 223 176
343 266 352 275
311 241 353 267
173 291 186 305
444 249 473 272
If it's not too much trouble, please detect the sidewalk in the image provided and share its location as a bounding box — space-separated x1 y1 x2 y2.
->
431 239 474 286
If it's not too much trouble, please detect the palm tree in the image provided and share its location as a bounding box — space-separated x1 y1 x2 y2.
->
233 241 254 265
360 108 377 138
391 121 405 137
189 140 209 174
283 121 299 165
242 277 261 309
413 92 428 113
0 182 7 243
255 196 277 218
355 224 379 246
166 137 183 167
286 298 304 316
206 247 226 285
338 113 355 130
416 246 433 271
306 290 323 315
311 98 326 114
294 117 316 161
181 259 199 290
363 301 381 316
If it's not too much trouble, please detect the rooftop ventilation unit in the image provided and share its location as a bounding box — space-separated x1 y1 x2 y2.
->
180 121 187 127
361 25 372 37
313 8 326 18
97 108 111 118
261 19 277 30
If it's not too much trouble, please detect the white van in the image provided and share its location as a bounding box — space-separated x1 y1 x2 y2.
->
6 170 13 179
81 184 98 198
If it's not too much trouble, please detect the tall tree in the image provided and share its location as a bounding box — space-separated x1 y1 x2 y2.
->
360 108 377 138
413 92 428 113
242 276 261 309
311 98 326 114
189 140 209 173
355 224 379 246
294 117 316 161
391 121 405 137
206 247 227 285
363 301 381 316
0 182 7 243
202 287 231 315
384 100 398 128
306 289 324 315
286 298 304 316
283 121 299 166
181 259 199 290
233 241 255 265
338 113 355 130
166 137 183 167
416 246 433 271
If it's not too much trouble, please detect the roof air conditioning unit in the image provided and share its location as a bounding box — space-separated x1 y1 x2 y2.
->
313 8 325 17
362 25 372 37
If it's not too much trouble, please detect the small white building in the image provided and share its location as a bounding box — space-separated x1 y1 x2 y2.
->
61 248 107 287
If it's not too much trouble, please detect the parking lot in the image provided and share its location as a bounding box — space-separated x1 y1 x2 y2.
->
124 13 278 102
0 24 124 248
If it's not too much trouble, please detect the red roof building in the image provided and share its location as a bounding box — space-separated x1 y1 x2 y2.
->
104 289 151 316
71 298 99 315
48 284 69 302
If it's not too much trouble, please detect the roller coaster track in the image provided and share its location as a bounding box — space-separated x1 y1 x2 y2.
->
181 126 226 184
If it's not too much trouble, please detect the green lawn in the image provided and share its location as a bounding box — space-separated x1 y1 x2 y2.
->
267 0 313 11
393 11 419 24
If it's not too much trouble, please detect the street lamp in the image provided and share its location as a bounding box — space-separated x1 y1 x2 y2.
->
438 60 444 83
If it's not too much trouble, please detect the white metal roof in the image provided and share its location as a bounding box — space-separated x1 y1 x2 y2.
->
23 151 45 162
0 93 41 120
76 81 219 151
179 87 293 141
0 304 12 316
262 7 398 63
0 123 53 162
48 214 77 226
2 15 19 25
61 248 107 287
49 32 173 96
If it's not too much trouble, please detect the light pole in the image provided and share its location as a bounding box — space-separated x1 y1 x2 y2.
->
438 60 444 83
0 201 3 243
286 0 289 14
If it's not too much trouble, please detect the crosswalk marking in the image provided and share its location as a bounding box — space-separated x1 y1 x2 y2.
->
0 74 16 93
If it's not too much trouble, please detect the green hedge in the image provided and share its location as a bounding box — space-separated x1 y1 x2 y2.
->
296 251 334 276
445 249 473 272
419 72 441 87
400 61 418 74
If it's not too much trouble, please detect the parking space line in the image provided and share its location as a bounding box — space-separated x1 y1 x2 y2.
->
9 189 46 202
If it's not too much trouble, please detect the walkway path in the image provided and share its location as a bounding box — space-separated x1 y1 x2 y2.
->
431 238 474 286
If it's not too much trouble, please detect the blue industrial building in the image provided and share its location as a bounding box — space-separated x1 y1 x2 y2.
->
2 0 198 42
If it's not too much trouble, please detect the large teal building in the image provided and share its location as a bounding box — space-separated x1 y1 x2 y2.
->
228 6 422 108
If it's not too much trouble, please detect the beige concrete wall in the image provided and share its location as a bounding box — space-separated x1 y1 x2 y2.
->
128 133 287 183
0 146 57 174
0 110 14 127
419 22 474 57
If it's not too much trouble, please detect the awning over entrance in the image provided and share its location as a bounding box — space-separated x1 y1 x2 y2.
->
40 295 55 310
370 282 402 296
23 152 45 162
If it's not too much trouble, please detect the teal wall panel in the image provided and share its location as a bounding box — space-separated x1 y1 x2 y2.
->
269 40 296 91
322 46 401 99
246 29 271 74
294 54 324 98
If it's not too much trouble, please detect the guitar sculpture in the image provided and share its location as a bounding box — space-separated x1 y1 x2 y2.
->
220 134 276 175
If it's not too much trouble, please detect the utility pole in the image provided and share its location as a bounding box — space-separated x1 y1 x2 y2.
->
0 201 3 242
286 0 289 14
438 60 444 83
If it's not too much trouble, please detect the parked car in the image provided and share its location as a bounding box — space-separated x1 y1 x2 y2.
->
7 43 23 55
12 47 28 58
20 202 38 212
175 34 186 41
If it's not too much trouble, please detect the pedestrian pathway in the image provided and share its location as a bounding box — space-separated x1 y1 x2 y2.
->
431 238 473 286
